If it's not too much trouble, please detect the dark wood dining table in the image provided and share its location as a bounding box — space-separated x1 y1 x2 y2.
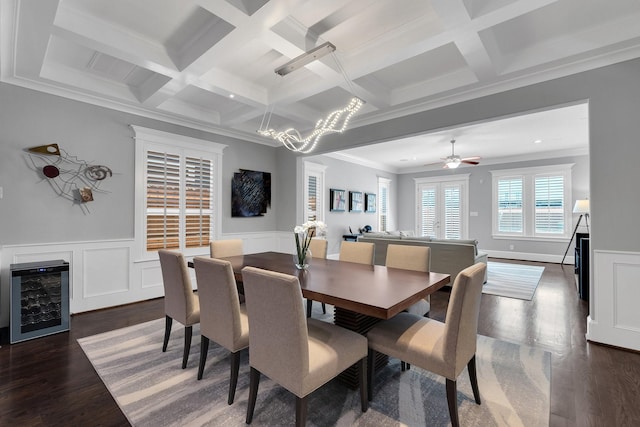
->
213 251 451 388
216 251 450 320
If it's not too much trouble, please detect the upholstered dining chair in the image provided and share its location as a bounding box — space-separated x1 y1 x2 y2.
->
366 262 487 427
193 257 249 404
210 239 243 258
241 266 368 426
306 238 328 317
158 250 200 369
339 241 375 265
385 244 432 317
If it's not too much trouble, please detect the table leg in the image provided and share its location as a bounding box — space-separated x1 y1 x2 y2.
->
333 307 388 389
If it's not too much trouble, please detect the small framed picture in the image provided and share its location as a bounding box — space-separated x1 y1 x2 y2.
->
365 193 376 213
330 188 346 212
349 191 363 212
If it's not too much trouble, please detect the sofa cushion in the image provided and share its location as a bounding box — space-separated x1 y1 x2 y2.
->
362 232 401 240
402 236 431 241
430 238 478 254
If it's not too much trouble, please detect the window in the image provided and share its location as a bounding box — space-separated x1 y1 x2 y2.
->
415 176 468 239
133 126 226 260
491 164 573 239
378 177 391 232
303 162 326 223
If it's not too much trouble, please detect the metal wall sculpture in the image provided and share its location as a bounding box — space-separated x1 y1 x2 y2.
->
26 143 113 214
231 169 271 217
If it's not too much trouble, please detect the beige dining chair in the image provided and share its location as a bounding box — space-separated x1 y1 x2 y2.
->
158 250 200 369
339 241 375 265
306 238 328 317
210 239 243 258
366 262 487 427
241 266 368 426
385 244 432 317
193 257 249 404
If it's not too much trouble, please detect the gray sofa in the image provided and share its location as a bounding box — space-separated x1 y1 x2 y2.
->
357 232 488 283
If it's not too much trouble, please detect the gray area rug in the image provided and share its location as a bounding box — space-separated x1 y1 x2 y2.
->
78 309 550 426
482 262 545 300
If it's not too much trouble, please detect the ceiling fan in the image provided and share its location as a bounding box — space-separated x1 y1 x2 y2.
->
431 139 481 169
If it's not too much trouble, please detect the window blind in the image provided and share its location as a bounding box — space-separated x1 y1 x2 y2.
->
444 185 461 239
535 175 564 234
497 177 523 233
145 151 213 251
420 187 437 237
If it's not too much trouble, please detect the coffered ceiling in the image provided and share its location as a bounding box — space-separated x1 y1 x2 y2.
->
2 0 640 169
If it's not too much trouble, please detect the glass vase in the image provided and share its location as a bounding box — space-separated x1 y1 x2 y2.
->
294 249 312 270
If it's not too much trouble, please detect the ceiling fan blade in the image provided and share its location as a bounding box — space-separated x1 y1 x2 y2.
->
461 156 481 161
461 160 480 165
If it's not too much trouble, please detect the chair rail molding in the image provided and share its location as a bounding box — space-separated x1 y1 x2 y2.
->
0 232 288 327
587 250 640 352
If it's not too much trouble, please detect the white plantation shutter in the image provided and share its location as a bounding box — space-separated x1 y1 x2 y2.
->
443 184 461 239
497 177 523 234
303 162 325 224
378 178 390 232
134 126 224 259
416 177 468 239
492 165 572 239
307 175 318 221
184 156 213 248
420 187 437 237
535 175 564 234
146 151 181 250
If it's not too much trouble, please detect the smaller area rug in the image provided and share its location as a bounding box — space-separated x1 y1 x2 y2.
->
483 262 545 300
79 314 550 426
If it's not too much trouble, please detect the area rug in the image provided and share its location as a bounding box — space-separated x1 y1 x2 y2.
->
482 262 545 300
78 308 550 427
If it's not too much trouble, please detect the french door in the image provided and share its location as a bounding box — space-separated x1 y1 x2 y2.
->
415 176 469 239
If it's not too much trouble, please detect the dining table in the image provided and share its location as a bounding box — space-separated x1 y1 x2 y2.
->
212 251 451 388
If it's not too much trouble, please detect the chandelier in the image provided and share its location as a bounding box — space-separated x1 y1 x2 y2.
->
257 42 364 153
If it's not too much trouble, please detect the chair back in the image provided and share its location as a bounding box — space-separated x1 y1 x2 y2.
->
210 239 243 258
339 241 375 265
193 257 244 350
442 262 487 375
385 244 430 272
308 238 328 259
158 250 198 324
241 267 309 384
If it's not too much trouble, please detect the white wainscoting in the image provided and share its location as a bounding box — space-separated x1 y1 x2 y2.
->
1 232 292 328
587 250 640 352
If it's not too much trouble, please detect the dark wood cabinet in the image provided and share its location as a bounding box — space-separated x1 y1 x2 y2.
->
575 233 589 301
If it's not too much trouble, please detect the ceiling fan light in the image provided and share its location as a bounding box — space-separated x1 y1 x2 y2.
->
446 159 461 168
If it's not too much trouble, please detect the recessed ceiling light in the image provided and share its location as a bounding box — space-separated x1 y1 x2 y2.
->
534 139 542 144
229 94 235 98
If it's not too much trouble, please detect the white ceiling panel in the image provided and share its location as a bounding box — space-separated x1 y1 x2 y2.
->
2 0 639 169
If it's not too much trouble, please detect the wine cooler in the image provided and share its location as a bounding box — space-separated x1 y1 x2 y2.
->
10 260 70 343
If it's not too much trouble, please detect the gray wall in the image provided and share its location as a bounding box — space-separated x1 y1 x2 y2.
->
397 155 590 256
310 57 640 257
301 155 397 255
0 82 278 246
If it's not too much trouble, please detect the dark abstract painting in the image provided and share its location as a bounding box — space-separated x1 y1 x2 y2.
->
231 169 271 217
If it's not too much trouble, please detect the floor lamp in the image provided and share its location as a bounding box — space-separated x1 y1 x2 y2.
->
561 199 590 265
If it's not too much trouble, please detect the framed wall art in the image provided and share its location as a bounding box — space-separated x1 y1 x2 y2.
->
231 169 271 217
330 188 346 212
349 191 363 212
365 193 376 213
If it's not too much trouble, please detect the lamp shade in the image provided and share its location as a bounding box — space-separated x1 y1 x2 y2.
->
573 199 590 214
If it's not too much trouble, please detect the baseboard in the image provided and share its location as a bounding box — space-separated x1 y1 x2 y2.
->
482 249 572 264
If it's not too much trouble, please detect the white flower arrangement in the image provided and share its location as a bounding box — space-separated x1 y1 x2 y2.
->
294 220 327 267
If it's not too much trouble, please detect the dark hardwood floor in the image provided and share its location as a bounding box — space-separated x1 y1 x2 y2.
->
1 259 639 426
